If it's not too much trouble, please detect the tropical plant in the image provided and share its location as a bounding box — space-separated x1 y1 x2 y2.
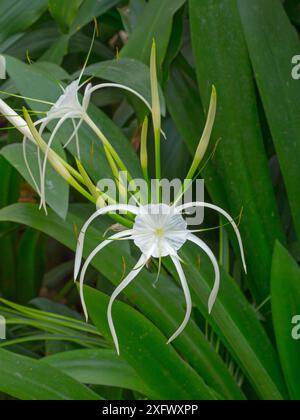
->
0 0 299 401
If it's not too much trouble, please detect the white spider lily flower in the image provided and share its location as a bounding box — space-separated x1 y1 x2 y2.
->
0 55 6 79
74 201 246 355
31 74 164 212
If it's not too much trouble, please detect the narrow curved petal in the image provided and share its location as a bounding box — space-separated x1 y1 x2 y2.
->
22 118 48 208
107 253 149 355
89 83 153 113
177 201 247 274
74 204 140 281
87 83 166 139
62 118 83 154
188 233 220 314
78 230 133 321
82 83 92 113
22 136 41 195
39 112 73 211
167 255 192 344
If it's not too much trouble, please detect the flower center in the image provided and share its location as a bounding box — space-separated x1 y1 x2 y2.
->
132 204 188 258
155 227 165 237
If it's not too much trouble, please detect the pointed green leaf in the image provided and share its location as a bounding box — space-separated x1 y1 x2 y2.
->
121 0 186 65
238 0 300 244
0 348 102 400
83 285 217 400
43 349 152 396
189 0 285 300
271 242 300 400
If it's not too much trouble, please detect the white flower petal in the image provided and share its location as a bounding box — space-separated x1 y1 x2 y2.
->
87 83 166 138
167 255 192 344
74 204 140 280
40 112 73 211
177 201 247 274
107 253 149 355
188 233 220 313
132 204 188 258
78 230 133 321
47 80 83 120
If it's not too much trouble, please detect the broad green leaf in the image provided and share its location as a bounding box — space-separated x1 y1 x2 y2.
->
0 203 245 400
5 55 66 110
40 34 70 64
69 32 113 61
2 26 60 61
0 297 102 341
0 155 20 211
121 0 186 66
31 297 82 320
271 242 300 400
238 0 300 244
0 348 102 400
44 349 152 396
1 142 69 220
161 118 190 180
48 0 83 33
16 229 44 303
118 0 147 35
0 0 48 44
189 0 285 300
284 0 300 25
84 285 217 400
166 59 205 157
172 243 288 400
71 0 121 34
33 62 70 81
162 7 185 81
0 157 19 298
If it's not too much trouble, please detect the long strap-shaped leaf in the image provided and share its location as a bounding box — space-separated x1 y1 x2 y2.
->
83 284 217 400
238 0 300 244
271 242 300 400
0 348 102 400
189 0 285 300
43 349 153 397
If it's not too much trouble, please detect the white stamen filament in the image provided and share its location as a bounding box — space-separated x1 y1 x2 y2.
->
74 204 140 280
78 230 133 321
177 202 247 274
188 234 220 313
107 252 150 355
167 255 192 344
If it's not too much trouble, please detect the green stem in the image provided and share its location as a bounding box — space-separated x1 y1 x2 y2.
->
154 130 161 202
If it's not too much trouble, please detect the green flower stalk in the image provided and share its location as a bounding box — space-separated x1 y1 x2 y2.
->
140 116 149 184
186 85 217 180
0 55 5 79
150 40 162 201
